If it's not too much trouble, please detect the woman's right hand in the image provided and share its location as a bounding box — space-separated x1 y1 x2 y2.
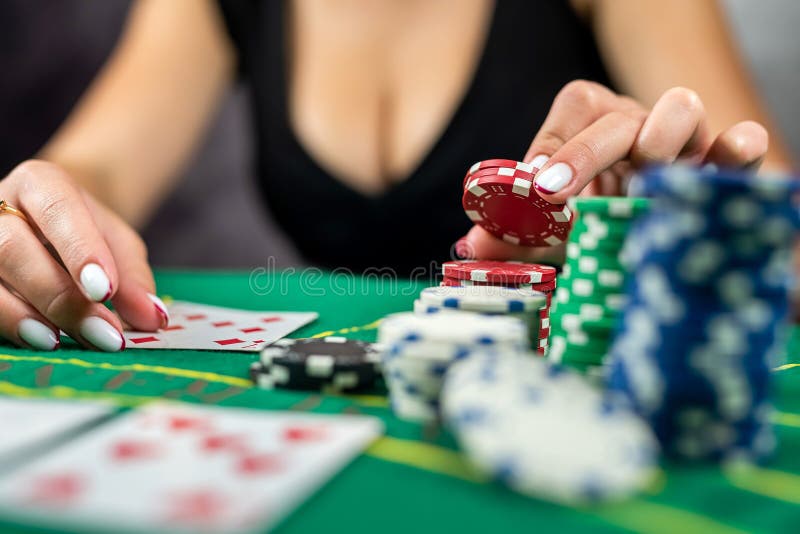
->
0 160 168 352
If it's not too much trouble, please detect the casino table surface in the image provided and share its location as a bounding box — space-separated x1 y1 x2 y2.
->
1 270 799 534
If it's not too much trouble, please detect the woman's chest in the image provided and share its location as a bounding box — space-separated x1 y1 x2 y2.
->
286 0 494 194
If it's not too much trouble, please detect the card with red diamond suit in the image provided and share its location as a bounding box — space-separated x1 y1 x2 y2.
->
0 401 383 534
123 301 318 351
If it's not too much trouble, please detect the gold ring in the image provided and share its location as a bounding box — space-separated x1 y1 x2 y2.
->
0 200 28 222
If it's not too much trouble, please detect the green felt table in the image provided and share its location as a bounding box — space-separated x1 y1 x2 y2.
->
1 270 799 534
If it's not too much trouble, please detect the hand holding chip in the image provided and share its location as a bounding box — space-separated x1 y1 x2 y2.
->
462 81 771 262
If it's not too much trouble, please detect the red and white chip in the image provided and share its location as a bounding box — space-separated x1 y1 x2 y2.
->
462 171 572 247
441 275 557 292
442 260 557 284
463 159 539 188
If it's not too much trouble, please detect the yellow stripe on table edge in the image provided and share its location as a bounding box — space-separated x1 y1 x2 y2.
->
0 353 252 388
309 318 383 338
0 380 154 407
724 463 800 505
2 351 799 420
586 500 751 534
366 436 488 483
0 353 390 407
773 411 800 428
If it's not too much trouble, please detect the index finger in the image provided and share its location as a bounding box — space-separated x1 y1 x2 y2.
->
7 160 118 302
524 81 627 165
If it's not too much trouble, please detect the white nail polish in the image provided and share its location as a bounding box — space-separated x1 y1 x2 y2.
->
80 263 111 302
530 154 550 170
80 317 124 352
148 293 170 325
18 318 59 351
535 162 573 193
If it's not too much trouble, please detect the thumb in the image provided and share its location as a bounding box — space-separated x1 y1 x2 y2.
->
84 194 166 332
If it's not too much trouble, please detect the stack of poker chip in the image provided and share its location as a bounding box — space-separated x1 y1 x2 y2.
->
377 312 529 422
547 197 650 374
608 165 800 462
251 337 383 393
439 260 557 353
461 159 573 247
414 285 546 348
441 352 659 504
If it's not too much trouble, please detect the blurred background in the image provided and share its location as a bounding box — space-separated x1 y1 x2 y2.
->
0 0 798 269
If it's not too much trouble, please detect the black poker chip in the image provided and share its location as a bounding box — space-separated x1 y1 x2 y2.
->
251 337 384 392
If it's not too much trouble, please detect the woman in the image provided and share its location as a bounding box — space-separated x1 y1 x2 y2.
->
0 0 790 352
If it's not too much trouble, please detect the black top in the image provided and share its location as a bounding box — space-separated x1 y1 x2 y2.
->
217 0 613 275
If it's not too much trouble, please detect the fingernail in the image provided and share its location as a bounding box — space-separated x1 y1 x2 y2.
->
148 293 169 327
80 263 112 302
529 154 550 171
18 318 59 351
535 162 573 194
80 316 124 352
455 238 472 259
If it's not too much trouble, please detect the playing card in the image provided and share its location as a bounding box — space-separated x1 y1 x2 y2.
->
0 401 383 533
0 397 114 464
123 301 318 351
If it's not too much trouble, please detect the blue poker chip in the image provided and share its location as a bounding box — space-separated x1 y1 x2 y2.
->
608 165 799 463
630 164 800 205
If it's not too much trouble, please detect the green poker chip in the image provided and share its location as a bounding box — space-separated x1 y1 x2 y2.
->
558 269 626 292
558 312 618 334
550 196 650 369
549 301 615 322
547 334 610 364
552 287 628 311
565 242 625 262
568 196 651 219
548 327 613 353
569 220 630 242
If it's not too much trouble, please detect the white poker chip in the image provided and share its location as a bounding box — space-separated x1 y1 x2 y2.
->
378 312 528 351
419 286 547 313
442 354 660 504
415 298 541 324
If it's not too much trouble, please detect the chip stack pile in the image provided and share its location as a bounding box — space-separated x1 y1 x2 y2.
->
441 352 660 504
438 260 556 353
547 197 650 374
251 337 383 393
414 285 546 348
377 312 529 422
608 165 800 462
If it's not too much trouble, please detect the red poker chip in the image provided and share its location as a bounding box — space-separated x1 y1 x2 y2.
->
443 260 557 284
463 165 536 189
462 173 573 247
441 275 557 292
537 327 550 339
463 159 538 188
